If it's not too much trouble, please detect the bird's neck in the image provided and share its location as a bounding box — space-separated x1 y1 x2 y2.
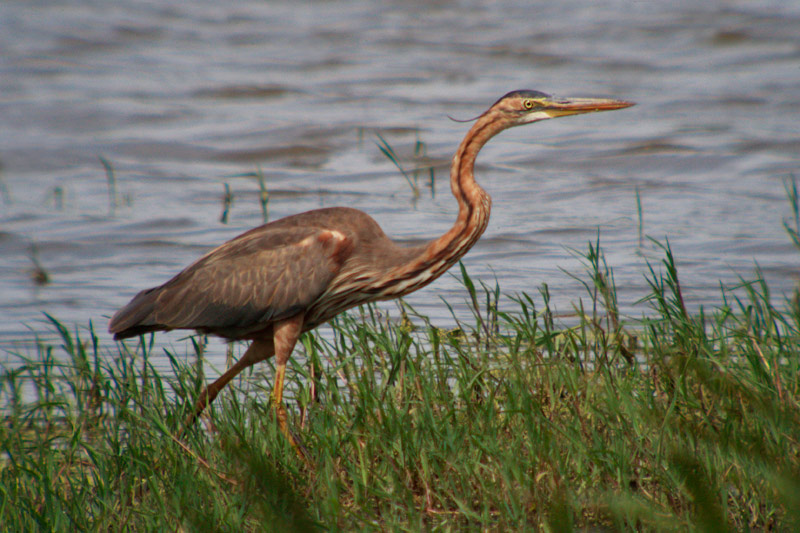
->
434 113 502 262
384 112 508 297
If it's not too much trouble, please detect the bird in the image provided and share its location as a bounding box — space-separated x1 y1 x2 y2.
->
109 90 634 436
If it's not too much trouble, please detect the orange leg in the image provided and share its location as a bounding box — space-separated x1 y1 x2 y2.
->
182 315 306 457
184 337 274 429
270 315 304 440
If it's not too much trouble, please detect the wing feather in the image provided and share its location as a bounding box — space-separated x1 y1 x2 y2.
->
109 226 352 339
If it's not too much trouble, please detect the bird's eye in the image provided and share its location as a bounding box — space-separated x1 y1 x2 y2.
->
523 99 534 110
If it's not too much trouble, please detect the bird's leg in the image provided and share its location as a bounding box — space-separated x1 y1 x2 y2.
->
183 337 274 430
270 314 304 440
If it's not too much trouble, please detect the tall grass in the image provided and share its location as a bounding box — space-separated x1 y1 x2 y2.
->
2 233 799 531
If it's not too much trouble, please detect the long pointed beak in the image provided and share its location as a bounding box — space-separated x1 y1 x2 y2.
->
543 96 635 118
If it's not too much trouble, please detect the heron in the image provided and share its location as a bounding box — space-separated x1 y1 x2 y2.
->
109 90 634 436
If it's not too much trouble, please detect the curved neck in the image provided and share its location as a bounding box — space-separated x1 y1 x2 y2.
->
382 110 512 296
437 111 505 259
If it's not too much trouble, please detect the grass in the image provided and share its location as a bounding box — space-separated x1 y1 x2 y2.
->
99 155 117 216
219 182 234 224
2 231 800 530
375 133 436 200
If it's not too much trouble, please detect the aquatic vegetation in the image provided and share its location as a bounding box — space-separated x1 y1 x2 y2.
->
1 235 799 531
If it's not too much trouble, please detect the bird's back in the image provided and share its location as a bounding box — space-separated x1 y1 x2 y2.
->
108 206 421 340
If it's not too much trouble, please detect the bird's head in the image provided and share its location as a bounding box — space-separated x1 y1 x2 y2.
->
487 89 635 127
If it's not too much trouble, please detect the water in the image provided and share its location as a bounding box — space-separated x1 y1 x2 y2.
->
2 0 799 370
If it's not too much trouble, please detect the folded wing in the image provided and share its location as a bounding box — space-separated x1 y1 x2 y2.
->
109 225 352 339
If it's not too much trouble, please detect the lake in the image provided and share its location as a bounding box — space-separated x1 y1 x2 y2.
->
1 0 798 372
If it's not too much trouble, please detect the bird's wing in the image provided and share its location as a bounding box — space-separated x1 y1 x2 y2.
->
109 226 353 337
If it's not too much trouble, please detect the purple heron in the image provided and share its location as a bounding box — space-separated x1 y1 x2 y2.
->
109 90 634 434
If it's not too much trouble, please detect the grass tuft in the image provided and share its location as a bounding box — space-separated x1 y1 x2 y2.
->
375 133 436 200
2 233 800 530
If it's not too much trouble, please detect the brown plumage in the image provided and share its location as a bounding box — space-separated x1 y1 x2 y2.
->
109 90 633 433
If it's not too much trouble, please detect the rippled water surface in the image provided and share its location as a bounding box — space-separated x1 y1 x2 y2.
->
2 0 799 368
